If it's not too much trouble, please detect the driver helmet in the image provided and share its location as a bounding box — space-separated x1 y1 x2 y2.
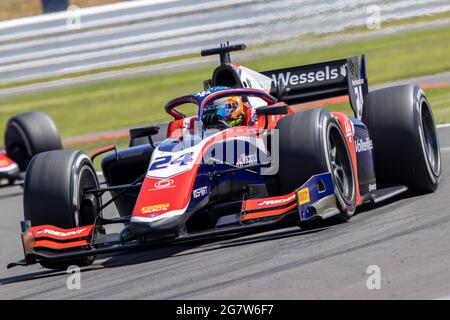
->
202 96 245 127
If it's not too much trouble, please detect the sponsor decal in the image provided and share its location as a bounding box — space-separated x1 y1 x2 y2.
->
36 228 87 237
270 65 346 87
236 153 257 167
257 194 296 206
153 179 175 189
141 203 170 214
368 183 377 192
343 117 354 141
297 188 311 205
192 186 208 199
356 138 373 153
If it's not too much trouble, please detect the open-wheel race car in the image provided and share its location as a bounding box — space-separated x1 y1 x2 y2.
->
0 111 62 187
8 44 441 270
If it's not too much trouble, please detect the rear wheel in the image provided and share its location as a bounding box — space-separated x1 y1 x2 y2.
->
4 111 62 171
273 109 356 222
24 150 102 270
362 85 441 192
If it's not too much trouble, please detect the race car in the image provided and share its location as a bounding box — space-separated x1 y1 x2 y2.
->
8 44 441 270
0 111 62 186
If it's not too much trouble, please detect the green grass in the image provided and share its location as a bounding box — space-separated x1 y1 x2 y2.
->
0 24 449 141
427 87 450 124
0 65 212 138
66 136 130 170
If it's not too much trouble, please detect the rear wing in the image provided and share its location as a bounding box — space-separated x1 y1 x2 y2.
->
201 44 369 119
262 56 369 119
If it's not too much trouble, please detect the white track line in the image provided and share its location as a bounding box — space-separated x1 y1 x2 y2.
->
437 123 450 129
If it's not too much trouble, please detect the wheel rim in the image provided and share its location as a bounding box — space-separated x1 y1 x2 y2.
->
421 102 440 176
328 125 354 204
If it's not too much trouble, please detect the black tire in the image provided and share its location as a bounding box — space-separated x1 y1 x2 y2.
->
4 111 62 171
362 85 441 193
273 109 357 221
24 150 102 270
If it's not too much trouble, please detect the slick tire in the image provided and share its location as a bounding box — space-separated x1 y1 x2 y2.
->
24 150 102 270
274 109 357 221
4 112 62 171
362 85 441 193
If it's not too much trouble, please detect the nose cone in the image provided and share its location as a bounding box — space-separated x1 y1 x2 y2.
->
130 215 185 239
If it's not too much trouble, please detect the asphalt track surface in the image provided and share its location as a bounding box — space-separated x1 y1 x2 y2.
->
0 125 449 300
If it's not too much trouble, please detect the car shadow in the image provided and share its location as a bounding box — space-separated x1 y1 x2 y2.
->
354 189 419 216
121 188 423 267
100 225 328 269
0 190 418 285
0 225 328 285
0 264 104 286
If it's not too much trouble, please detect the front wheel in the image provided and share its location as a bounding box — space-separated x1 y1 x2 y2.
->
273 109 356 222
24 150 102 270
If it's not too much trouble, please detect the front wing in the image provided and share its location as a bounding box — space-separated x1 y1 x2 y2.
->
8 172 339 269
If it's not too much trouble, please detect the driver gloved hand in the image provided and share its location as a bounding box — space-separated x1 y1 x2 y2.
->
202 113 222 126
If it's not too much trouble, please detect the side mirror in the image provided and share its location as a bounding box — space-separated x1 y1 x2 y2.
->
129 125 159 148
